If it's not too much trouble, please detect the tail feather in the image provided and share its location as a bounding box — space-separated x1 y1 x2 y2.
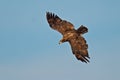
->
77 25 88 35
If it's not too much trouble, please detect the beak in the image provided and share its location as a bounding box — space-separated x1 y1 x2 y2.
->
59 41 62 44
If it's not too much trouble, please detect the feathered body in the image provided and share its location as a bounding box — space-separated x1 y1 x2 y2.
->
46 12 90 63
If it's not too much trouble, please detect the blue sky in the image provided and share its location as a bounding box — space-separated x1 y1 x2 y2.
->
0 0 120 80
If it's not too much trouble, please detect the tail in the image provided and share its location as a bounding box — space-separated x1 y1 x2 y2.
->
77 25 88 35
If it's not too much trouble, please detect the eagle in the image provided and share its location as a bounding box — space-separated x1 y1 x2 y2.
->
46 12 90 63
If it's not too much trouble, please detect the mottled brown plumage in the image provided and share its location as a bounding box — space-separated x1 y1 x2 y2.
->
46 12 90 63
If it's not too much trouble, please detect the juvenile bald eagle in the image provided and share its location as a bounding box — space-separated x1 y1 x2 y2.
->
46 12 90 63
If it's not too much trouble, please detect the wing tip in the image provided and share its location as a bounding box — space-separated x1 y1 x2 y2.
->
75 53 90 63
79 57 90 63
46 12 60 20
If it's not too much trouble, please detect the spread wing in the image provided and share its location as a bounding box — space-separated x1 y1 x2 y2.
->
69 36 90 63
46 12 74 35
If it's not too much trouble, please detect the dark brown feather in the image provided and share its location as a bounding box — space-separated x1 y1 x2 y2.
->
69 36 90 63
46 12 74 35
46 12 90 63
77 25 88 35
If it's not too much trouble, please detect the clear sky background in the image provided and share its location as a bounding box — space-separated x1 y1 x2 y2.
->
0 0 120 80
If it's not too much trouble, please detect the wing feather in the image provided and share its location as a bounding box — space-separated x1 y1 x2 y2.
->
46 12 74 35
69 36 90 63
46 12 90 63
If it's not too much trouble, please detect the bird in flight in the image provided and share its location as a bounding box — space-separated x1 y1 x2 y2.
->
46 12 90 63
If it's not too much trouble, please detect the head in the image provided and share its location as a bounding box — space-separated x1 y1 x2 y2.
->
59 32 75 44
59 38 67 44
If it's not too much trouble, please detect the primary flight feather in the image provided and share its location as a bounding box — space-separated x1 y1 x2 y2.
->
46 12 90 63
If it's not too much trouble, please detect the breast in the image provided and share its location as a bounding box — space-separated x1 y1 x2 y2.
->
63 31 78 41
